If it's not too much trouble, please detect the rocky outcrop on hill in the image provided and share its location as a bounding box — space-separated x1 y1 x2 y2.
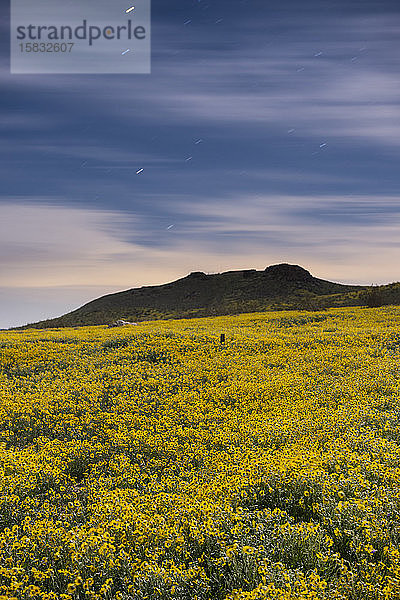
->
264 264 313 281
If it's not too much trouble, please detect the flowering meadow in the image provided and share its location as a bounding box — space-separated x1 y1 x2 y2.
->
1 307 400 600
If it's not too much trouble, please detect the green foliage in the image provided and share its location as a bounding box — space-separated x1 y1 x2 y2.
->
362 286 387 308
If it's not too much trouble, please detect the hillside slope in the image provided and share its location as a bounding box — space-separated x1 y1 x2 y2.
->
18 263 368 329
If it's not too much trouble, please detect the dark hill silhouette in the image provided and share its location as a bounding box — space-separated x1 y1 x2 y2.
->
264 264 313 281
16 263 376 330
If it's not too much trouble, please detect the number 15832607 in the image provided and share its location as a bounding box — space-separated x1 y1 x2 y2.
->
19 43 75 52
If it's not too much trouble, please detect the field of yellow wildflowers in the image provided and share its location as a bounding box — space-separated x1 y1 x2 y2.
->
1 307 400 600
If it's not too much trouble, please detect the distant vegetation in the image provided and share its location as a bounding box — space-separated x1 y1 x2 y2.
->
360 283 400 308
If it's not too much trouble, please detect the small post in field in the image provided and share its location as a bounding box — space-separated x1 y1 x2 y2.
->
220 333 226 344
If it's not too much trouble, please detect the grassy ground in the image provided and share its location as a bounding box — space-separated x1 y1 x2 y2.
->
1 307 400 599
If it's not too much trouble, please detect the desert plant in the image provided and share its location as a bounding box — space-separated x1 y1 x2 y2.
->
362 286 385 308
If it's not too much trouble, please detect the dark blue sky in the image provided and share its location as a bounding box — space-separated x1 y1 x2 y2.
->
1 0 400 327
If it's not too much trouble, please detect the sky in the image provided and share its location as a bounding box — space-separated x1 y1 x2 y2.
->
1 0 400 328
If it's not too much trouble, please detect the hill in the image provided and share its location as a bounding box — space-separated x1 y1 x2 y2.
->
16 263 374 329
